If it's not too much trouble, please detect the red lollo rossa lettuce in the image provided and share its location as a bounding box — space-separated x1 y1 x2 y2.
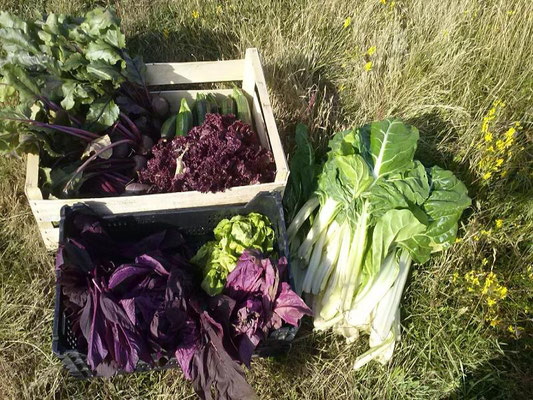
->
138 113 275 193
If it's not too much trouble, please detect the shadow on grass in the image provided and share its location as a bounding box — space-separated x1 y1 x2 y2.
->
446 337 533 400
126 26 240 63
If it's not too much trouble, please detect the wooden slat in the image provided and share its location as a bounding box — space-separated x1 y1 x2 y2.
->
244 49 289 183
24 153 43 200
146 60 245 85
41 227 60 250
250 91 269 149
29 182 284 223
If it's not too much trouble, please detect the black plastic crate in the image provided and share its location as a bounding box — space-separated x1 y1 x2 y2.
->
52 192 297 379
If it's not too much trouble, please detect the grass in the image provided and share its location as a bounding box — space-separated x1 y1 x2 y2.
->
0 0 532 399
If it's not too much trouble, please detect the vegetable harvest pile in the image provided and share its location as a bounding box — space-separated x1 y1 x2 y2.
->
285 119 471 369
0 5 475 399
0 8 275 199
57 208 310 398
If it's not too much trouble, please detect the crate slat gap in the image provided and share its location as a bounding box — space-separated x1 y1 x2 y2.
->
24 48 289 250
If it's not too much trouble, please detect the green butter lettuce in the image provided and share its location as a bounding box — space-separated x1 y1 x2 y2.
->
191 213 275 296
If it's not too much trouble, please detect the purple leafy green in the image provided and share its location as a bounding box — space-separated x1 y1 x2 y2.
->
138 113 275 193
223 250 312 367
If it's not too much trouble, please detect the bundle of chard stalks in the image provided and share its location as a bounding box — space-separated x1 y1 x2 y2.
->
0 8 275 199
284 120 471 369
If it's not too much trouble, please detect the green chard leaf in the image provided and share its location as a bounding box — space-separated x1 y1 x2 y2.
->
86 61 124 82
368 160 430 218
123 53 147 86
283 123 320 223
423 166 471 251
361 119 419 179
80 7 121 37
371 209 427 275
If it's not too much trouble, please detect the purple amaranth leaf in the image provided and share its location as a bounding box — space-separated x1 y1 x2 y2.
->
274 282 313 326
190 311 258 400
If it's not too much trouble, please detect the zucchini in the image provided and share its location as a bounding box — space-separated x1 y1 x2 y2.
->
194 93 208 126
232 87 253 126
221 96 236 116
160 114 177 139
175 98 193 136
206 93 219 114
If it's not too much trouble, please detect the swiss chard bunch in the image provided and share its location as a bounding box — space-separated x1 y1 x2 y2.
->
287 119 471 368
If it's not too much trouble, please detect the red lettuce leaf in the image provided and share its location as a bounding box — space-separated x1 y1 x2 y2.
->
139 113 275 194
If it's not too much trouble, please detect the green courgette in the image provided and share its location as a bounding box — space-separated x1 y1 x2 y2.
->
206 93 219 114
221 96 236 116
175 98 193 136
194 93 208 126
232 87 253 126
160 114 177 139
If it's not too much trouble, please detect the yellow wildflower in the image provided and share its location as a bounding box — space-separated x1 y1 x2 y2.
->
501 170 507 177
508 325 515 334
380 0 387 4
487 145 495 152
474 235 480 241
482 172 492 180
495 219 503 229
455 237 463 243
367 46 376 56
365 61 372 71
495 158 504 168
496 139 505 150
482 258 488 266
504 127 515 147
487 298 496 307
452 271 459 283
480 229 492 236
484 132 493 142
343 17 351 29
390 1 396 8
490 319 499 327
497 286 507 299
192 10 200 19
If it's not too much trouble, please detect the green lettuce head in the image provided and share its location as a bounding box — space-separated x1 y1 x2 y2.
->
191 212 275 296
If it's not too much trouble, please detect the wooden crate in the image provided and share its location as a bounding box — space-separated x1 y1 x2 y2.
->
24 48 288 250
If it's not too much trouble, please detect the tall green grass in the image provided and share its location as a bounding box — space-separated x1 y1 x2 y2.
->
0 0 531 398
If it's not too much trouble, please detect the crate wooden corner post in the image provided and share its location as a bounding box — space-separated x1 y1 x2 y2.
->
242 48 289 188
24 153 59 250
